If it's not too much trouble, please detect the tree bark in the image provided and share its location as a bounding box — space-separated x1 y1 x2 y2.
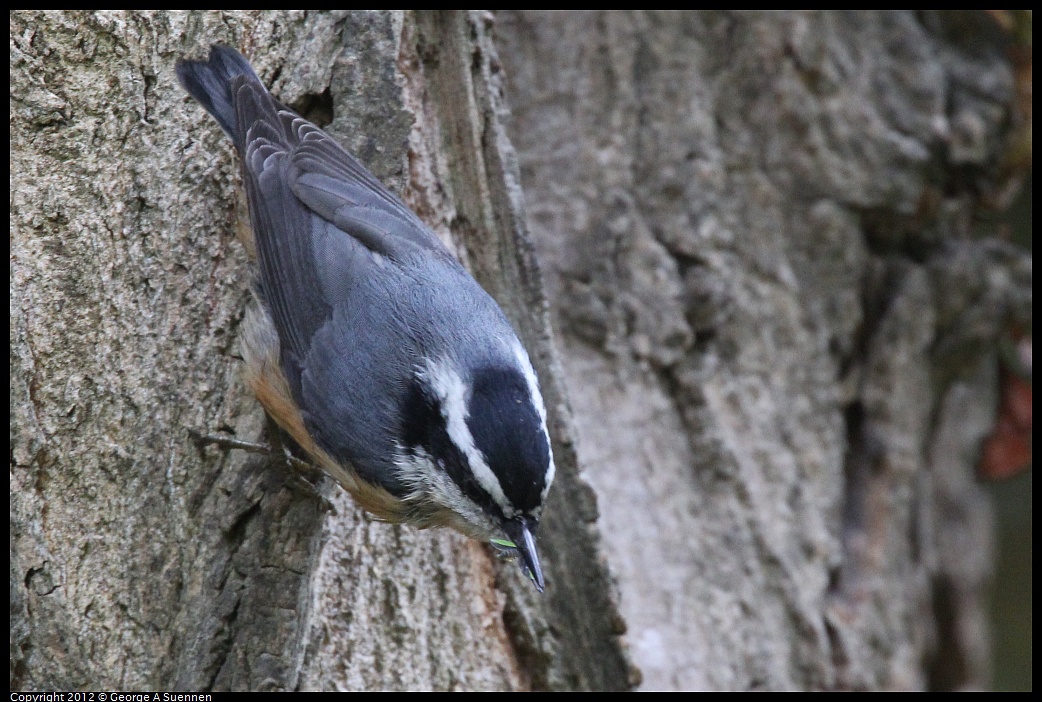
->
494 10 1031 691
10 9 628 691
10 9 1029 691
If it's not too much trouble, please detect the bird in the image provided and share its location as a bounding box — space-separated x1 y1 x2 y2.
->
176 45 555 591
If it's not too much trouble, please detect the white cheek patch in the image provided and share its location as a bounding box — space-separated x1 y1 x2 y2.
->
419 357 516 519
392 446 498 537
511 342 556 503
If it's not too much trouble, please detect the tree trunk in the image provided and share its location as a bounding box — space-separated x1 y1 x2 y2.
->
10 10 1029 691
494 10 1031 691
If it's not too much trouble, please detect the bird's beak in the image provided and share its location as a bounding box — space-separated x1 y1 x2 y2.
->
503 517 545 592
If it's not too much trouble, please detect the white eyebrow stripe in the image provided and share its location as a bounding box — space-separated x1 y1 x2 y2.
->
512 341 547 424
512 342 556 500
420 357 516 519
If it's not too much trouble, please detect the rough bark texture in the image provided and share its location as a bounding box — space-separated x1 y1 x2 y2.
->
10 10 1030 692
11 9 629 691
494 10 1031 691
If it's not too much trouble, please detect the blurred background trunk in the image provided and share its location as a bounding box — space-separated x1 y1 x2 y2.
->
10 10 1031 691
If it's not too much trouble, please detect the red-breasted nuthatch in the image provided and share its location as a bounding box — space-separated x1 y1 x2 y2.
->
177 45 554 590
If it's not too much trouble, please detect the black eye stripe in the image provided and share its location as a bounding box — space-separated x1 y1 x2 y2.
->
400 378 505 520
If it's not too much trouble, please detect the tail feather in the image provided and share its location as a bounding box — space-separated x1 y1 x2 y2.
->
175 45 261 142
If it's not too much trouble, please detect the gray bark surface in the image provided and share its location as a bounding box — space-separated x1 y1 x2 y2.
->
11 10 627 691
11 9 1029 692
495 10 1030 691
